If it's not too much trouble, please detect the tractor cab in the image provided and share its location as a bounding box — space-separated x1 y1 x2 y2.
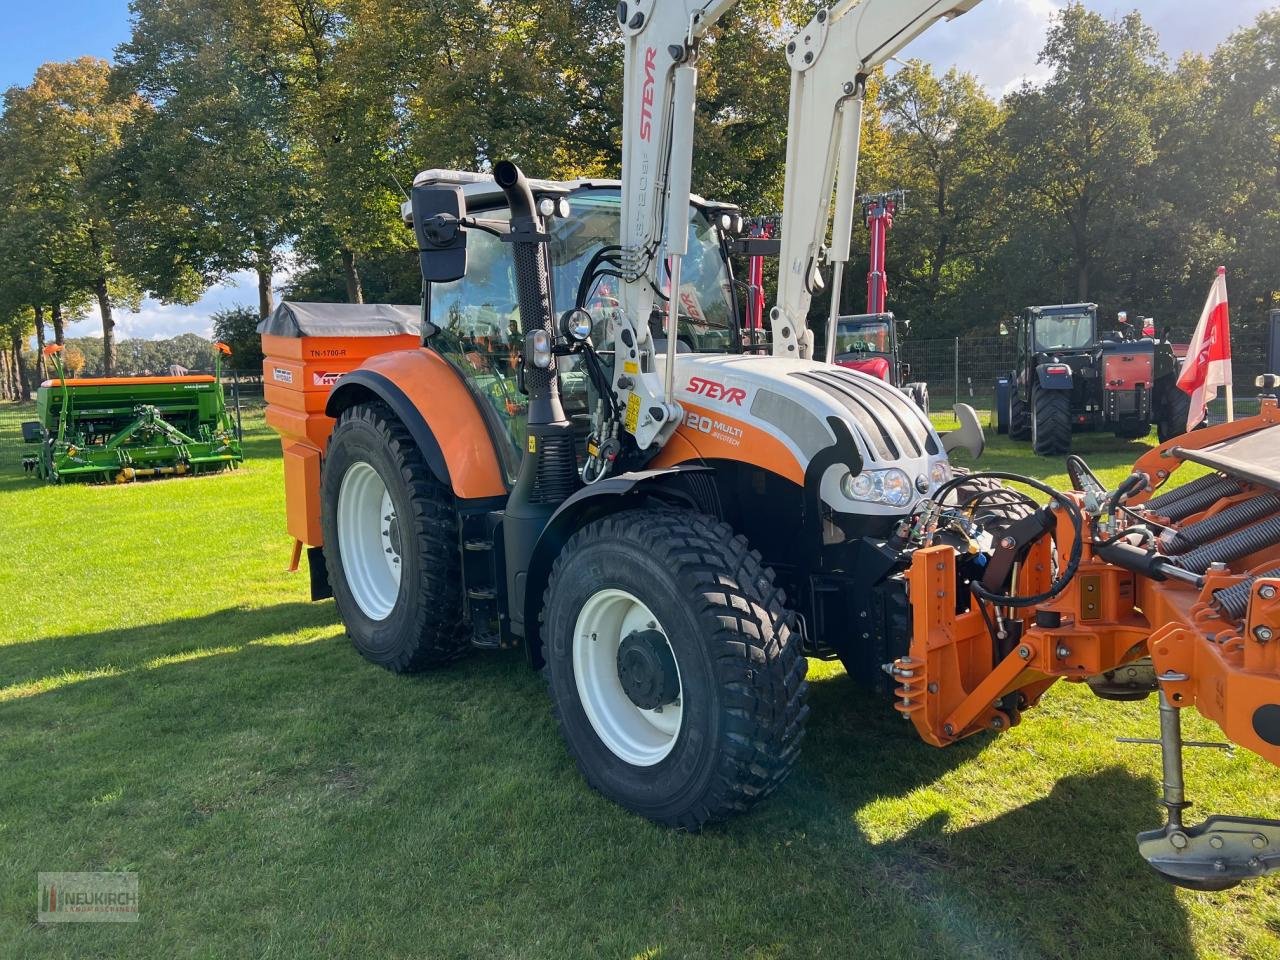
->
832 312 896 381
414 173 745 475
831 312 929 413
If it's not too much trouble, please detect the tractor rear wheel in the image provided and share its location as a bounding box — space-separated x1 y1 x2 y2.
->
1155 378 1201 443
321 401 469 672
1031 386 1072 457
541 509 808 829
1009 383 1031 441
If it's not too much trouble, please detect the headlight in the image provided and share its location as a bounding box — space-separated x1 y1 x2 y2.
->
840 467 913 507
930 460 951 488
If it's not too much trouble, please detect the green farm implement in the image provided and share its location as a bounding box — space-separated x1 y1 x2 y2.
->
22 343 244 484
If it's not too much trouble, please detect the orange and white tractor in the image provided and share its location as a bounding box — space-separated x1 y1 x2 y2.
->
261 0 1280 889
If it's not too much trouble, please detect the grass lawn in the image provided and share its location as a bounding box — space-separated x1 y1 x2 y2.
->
1 399 1278 960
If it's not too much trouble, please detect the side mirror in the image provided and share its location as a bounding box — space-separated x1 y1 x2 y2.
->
561 308 592 343
942 403 986 460
411 184 468 283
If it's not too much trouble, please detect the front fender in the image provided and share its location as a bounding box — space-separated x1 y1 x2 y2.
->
1035 362 1074 390
522 464 719 668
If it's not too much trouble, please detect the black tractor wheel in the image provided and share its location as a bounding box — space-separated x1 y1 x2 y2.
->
541 508 808 829
1031 386 1072 456
906 382 930 416
1155 378 1202 443
320 401 469 672
1009 383 1031 441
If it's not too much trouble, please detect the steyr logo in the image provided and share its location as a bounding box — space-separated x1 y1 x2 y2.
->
640 47 656 141
687 376 746 405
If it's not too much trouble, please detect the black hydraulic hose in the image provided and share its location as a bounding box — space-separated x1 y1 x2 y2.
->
936 471 1084 608
1172 513 1280 572
1162 492 1280 554
1213 566 1280 621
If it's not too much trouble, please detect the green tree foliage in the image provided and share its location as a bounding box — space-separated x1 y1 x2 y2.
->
111 0 304 318
211 305 267 373
0 58 143 374
0 0 1276 362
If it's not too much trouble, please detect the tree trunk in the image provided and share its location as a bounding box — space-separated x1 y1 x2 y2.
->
88 227 116 375
0 347 11 400
252 230 275 319
95 274 115 375
11 333 30 400
1076 260 1089 301
34 306 47 383
51 303 65 345
341 248 364 304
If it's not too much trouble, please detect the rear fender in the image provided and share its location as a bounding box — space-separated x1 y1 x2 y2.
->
1035 362 1073 390
325 348 507 500
521 465 720 668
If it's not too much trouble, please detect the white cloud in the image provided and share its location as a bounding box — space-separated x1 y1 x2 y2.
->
895 0 1272 95
70 260 299 343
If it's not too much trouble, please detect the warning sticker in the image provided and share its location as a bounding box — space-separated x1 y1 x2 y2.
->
272 367 293 385
624 393 641 434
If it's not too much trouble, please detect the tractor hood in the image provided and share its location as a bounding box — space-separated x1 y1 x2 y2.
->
664 354 950 519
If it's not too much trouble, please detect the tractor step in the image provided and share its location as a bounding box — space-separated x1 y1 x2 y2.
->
463 539 492 552
467 587 497 600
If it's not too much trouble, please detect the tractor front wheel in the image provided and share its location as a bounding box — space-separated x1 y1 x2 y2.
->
320 401 469 672
1009 382 1031 441
541 509 808 828
1155 378 1202 443
1031 386 1072 456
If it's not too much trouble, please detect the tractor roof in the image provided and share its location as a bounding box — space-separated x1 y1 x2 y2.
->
402 168 736 225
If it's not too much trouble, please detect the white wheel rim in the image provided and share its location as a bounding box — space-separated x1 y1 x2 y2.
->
573 588 683 766
337 461 402 621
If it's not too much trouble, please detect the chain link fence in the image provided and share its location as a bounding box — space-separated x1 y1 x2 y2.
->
901 332 1271 419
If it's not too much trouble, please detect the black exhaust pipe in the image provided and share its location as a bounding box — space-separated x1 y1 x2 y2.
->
494 161 579 637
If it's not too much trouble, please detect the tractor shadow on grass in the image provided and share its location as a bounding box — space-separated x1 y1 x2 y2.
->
778 673 1197 959
1 602 340 698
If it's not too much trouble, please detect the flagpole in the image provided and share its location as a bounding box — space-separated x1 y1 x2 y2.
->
1220 266 1234 422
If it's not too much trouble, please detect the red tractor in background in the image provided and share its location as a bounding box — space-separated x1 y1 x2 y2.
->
741 191 930 412
831 192 929 413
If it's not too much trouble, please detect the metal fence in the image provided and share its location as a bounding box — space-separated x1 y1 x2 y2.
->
901 332 1272 416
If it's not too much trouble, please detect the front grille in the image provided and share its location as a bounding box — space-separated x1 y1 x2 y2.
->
792 369 936 461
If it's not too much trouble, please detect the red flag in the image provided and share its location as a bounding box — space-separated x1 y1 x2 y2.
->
1176 266 1232 431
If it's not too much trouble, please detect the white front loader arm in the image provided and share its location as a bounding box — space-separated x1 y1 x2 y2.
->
772 0 980 360
612 0 738 450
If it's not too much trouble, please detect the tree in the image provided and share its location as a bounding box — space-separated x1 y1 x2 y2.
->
0 59 143 373
876 62 1002 334
211 306 265 373
1001 4 1165 303
113 0 303 319
63 344 87 376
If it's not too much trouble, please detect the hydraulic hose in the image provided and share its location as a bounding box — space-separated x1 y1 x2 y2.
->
934 470 1084 608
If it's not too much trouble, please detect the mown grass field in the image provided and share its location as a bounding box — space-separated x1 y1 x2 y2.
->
1 399 1278 960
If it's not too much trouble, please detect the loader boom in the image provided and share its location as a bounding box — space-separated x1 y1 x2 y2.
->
772 0 980 361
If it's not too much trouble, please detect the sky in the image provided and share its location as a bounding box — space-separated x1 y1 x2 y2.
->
1 0 1273 341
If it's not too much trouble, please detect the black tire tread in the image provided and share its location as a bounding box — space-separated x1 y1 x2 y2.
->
541 508 808 829
1032 386 1071 456
1009 382 1031 441
324 401 469 672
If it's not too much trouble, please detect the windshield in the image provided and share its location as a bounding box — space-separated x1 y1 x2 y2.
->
1033 311 1095 351
835 318 892 356
428 187 737 353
